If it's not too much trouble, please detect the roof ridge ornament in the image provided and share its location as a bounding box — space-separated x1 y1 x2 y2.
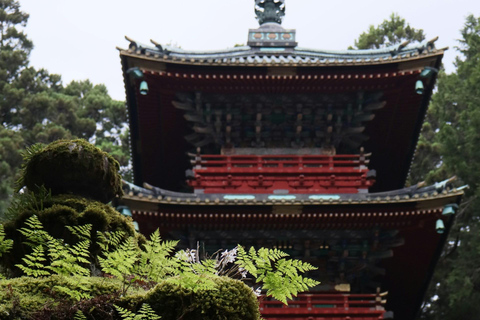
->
249 0 296 48
255 0 285 25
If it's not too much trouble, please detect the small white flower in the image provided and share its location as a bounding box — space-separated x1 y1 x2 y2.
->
220 248 237 264
239 267 247 278
253 287 262 297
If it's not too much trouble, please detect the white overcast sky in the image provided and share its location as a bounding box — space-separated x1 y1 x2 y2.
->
20 0 480 101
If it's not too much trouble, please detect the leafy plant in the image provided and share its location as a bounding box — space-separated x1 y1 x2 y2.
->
47 225 92 277
236 246 320 304
15 215 50 277
135 230 178 284
74 310 88 320
0 224 13 258
115 303 161 320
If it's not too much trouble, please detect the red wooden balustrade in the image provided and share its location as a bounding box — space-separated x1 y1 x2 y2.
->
188 154 374 194
259 292 387 320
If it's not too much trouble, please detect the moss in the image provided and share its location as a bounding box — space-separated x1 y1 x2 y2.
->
17 139 123 203
126 277 261 320
2 194 144 275
0 275 134 320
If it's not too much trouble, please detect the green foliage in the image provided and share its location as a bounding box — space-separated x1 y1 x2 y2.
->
53 276 93 301
416 15 480 320
115 303 161 320
0 224 13 258
0 275 126 319
99 237 140 293
0 215 315 319
15 244 50 277
0 0 130 212
15 215 50 277
236 246 319 304
74 310 88 320
352 13 425 49
46 225 92 277
1 193 138 274
135 230 178 284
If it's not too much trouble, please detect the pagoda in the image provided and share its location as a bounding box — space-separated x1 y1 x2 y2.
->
116 1 464 319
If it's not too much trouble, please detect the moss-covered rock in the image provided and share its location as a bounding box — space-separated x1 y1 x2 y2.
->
127 277 261 320
17 139 122 203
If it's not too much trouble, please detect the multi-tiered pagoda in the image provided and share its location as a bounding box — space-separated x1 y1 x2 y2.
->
116 1 463 319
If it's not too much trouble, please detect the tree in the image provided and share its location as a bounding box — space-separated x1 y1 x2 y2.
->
0 0 130 215
352 13 425 49
353 13 480 319
0 0 32 124
418 15 480 319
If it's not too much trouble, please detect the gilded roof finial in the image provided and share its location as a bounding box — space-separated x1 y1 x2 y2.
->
255 0 285 25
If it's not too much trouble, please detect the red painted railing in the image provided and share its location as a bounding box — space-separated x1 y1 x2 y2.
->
259 292 387 320
188 154 374 194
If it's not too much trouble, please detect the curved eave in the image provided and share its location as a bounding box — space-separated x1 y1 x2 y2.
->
118 38 446 68
120 188 463 207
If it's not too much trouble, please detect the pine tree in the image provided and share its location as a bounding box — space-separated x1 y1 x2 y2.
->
419 15 480 320
351 13 425 49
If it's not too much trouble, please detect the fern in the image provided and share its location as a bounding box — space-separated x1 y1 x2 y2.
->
0 224 13 257
98 236 139 294
97 230 126 251
73 310 87 320
136 230 179 283
54 276 92 301
15 244 50 277
15 143 45 192
16 216 51 277
236 246 320 304
67 224 92 241
47 237 91 277
115 303 161 320
18 215 49 248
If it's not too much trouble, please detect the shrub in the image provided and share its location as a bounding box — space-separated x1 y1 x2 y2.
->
128 277 261 320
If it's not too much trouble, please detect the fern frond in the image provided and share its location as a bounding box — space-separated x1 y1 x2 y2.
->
53 276 92 301
136 230 179 283
138 303 161 319
18 215 49 247
67 224 92 241
15 245 50 277
97 230 126 251
46 229 91 277
99 236 139 293
234 245 320 304
115 305 137 320
74 310 87 320
116 304 162 320
0 224 13 257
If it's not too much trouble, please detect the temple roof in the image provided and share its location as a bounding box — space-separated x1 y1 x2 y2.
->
120 37 444 67
120 179 465 208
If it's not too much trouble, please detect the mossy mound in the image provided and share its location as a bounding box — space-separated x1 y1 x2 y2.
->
0 275 133 320
18 139 123 203
2 194 143 275
128 277 261 320
0 276 260 320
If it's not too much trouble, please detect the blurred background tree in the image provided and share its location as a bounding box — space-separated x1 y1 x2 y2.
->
353 13 480 319
0 0 130 215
